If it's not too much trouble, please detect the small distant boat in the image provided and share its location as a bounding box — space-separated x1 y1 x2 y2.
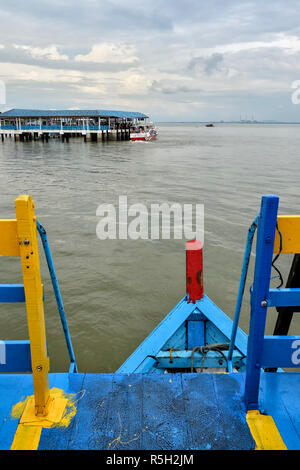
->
130 122 158 141
205 123 214 127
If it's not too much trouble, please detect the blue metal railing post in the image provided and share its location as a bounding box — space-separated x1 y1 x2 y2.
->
244 195 279 410
227 216 258 372
37 220 78 373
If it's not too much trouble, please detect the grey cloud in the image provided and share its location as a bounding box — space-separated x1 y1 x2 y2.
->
0 46 139 73
0 1 173 46
188 54 224 75
150 80 202 95
1 1 300 121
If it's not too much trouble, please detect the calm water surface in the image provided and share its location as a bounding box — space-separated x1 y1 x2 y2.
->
0 123 299 372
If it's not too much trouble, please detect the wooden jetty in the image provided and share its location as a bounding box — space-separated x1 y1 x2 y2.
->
0 109 149 142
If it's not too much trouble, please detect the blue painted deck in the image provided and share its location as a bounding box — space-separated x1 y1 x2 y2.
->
259 372 300 450
0 372 254 450
1 371 300 449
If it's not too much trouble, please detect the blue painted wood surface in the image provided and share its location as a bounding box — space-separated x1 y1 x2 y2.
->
38 372 254 450
0 284 25 302
0 371 300 449
261 336 300 368
0 374 34 450
156 350 243 369
259 372 300 450
0 341 31 372
187 313 205 349
0 372 254 450
268 288 300 307
163 324 187 351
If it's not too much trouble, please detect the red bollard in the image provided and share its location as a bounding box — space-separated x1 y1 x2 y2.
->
186 240 203 303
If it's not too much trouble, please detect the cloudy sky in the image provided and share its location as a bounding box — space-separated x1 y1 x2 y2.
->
0 0 300 121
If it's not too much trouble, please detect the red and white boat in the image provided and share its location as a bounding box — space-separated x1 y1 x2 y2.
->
130 123 158 141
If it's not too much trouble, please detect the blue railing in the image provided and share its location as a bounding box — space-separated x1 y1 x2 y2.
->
244 195 300 410
20 125 40 130
0 124 110 131
0 125 16 130
37 220 77 373
227 215 259 372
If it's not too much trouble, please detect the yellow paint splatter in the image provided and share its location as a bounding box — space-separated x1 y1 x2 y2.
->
58 389 85 428
107 412 147 450
11 387 84 428
10 387 86 450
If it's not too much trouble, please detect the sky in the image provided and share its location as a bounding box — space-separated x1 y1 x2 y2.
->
0 0 300 121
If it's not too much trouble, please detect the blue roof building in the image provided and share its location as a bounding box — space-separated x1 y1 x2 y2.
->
0 108 148 119
0 108 151 142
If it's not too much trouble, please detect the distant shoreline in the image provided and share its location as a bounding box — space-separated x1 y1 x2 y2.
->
156 121 300 124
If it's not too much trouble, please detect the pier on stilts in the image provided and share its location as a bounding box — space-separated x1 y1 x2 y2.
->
0 109 149 143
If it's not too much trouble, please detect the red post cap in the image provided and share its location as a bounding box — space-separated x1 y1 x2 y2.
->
186 240 203 303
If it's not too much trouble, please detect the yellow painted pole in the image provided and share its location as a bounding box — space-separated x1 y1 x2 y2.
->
15 195 50 416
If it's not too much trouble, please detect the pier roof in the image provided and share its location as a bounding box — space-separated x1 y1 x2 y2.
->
0 108 148 119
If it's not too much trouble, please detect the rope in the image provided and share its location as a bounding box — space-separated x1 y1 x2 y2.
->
190 343 229 372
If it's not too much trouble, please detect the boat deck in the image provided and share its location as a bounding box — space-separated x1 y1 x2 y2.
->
259 372 300 450
1 371 299 450
1 372 253 450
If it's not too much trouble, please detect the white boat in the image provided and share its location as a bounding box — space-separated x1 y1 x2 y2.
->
130 121 158 141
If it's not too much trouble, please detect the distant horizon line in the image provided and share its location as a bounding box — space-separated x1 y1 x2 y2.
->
1 108 299 124
156 120 300 124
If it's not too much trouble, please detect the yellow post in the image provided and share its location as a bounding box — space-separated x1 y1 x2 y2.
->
274 215 300 254
15 195 50 416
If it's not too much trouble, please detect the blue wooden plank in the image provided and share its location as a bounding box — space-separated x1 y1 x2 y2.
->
142 373 190 449
261 336 300 368
259 372 300 450
0 374 34 450
0 284 25 303
181 373 254 449
206 321 231 345
163 324 187 351
0 340 31 372
156 350 243 369
133 357 158 373
268 288 300 307
212 373 255 449
187 315 205 349
276 375 300 449
117 298 196 373
101 374 144 450
182 373 222 449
